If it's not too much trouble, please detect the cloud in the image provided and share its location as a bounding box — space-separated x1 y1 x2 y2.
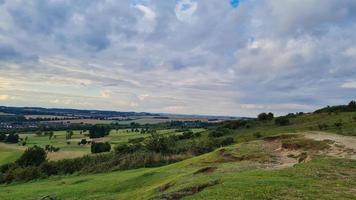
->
175 0 198 22
0 94 9 100
0 0 355 116
341 81 356 89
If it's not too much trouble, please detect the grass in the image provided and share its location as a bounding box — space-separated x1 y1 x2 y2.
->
0 139 354 200
0 144 23 165
0 112 355 199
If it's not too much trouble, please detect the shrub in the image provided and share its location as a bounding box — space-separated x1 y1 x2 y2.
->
253 132 262 138
91 142 111 154
258 112 274 121
0 133 6 141
209 127 230 138
3 166 42 183
128 137 145 144
275 117 290 126
5 133 19 143
334 122 343 129
145 133 174 154
220 137 235 146
318 123 329 130
16 146 47 167
178 131 194 140
89 125 111 138
115 143 142 155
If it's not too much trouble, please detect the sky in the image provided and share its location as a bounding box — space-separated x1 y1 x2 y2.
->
0 0 355 117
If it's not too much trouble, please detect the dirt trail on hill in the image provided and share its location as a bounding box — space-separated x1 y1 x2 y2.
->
303 131 356 159
304 131 356 150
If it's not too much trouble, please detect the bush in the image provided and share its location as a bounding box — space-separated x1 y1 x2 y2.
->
89 125 111 138
178 131 194 140
0 133 6 141
91 142 111 154
318 123 329 130
258 112 274 121
220 137 235 146
128 137 145 144
253 132 262 138
145 133 174 154
275 117 290 126
209 127 230 138
16 146 47 167
5 133 19 143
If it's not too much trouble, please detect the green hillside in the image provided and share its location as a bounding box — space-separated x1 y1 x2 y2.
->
0 110 355 199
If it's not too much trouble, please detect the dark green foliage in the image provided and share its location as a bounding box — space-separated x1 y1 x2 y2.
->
78 139 88 145
16 146 47 167
128 137 145 144
318 123 329 130
253 132 262 138
89 125 111 138
209 127 230 138
0 115 26 122
334 122 343 129
45 145 60 152
177 131 194 140
145 133 174 154
220 137 235 146
91 142 111 153
257 112 274 121
315 100 356 113
5 133 19 143
0 133 6 141
275 117 290 126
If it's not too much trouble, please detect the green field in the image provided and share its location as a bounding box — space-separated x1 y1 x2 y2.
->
0 144 23 165
0 128 206 163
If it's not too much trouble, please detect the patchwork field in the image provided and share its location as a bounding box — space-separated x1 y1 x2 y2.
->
0 128 206 164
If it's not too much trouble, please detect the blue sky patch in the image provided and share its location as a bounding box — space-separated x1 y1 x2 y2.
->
230 0 239 8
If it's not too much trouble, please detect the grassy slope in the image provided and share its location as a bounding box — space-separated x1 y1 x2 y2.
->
0 141 355 200
0 112 355 199
0 145 22 165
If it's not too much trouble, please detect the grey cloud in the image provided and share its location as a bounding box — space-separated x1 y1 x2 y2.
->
0 0 355 116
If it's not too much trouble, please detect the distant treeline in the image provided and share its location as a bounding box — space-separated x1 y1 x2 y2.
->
314 101 356 113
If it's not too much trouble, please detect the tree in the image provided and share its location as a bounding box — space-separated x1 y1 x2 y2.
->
145 133 173 154
91 142 111 153
0 133 6 141
89 125 111 138
258 112 274 121
48 131 54 140
5 133 19 143
275 117 290 126
16 146 46 167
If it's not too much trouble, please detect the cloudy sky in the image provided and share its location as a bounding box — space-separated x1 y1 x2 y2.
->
0 0 355 117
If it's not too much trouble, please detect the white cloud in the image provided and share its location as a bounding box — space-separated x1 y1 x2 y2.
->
175 0 198 23
0 94 9 100
135 4 157 32
341 81 356 89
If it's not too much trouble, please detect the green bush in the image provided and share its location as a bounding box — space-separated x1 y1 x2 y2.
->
258 112 274 121
16 146 47 167
91 142 111 154
275 117 290 126
0 133 6 141
5 133 19 143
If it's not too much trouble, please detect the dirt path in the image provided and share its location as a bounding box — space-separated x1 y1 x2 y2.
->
303 131 356 159
304 131 356 150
